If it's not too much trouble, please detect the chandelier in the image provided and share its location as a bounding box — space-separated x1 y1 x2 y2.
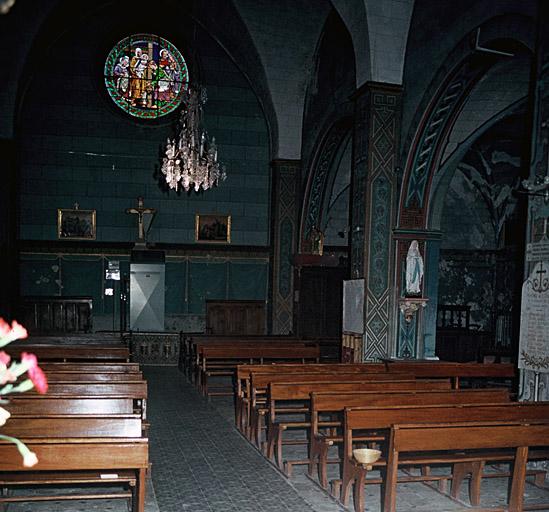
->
161 86 226 192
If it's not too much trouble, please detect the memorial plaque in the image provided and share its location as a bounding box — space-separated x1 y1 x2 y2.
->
518 261 549 372
343 279 364 334
526 240 549 262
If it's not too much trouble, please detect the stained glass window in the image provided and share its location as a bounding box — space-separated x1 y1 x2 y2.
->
104 34 189 119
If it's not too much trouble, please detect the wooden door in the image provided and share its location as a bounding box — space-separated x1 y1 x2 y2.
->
297 267 346 338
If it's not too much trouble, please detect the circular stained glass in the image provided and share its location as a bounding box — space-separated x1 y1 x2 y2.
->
104 34 189 119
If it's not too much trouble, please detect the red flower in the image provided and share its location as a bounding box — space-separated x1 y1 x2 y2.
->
28 365 48 394
21 352 47 394
21 352 37 371
0 351 10 367
0 318 10 338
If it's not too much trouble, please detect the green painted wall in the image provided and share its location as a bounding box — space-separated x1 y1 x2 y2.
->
16 12 271 329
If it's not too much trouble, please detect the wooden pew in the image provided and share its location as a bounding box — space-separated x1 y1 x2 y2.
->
5 344 130 362
384 421 549 512
341 402 549 512
265 379 452 471
198 344 320 398
41 362 141 373
246 371 416 445
307 388 511 488
1 414 142 438
182 335 302 377
24 381 148 419
0 416 148 511
183 335 338 377
235 363 388 430
44 371 143 382
4 396 135 416
383 360 515 388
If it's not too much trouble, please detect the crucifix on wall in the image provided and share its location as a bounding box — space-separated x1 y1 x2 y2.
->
126 197 156 245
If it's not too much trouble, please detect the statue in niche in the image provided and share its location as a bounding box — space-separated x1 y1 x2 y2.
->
405 240 424 296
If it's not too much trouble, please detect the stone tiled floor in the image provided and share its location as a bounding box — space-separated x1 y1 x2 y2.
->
5 367 549 511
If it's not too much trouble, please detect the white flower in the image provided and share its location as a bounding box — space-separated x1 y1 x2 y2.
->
0 406 9 426
23 451 38 467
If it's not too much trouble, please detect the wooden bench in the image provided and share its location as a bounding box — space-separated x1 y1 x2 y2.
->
246 371 416 445
307 388 511 488
4 396 135 415
235 362 388 431
6 344 130 362
182 335 302 378
44 371 143 382
341 402 549 512
382 360 515 388
384 420 549 512
0 416 148 511
24 381 148 419
265 379 452 471
198 344 321 398
41 362 141 373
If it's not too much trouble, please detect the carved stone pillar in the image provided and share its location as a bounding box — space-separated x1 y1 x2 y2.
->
270 159 300 334
520 0 549 402
350 82 402 360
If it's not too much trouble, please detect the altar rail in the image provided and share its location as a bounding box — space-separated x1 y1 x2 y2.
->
127 331 182 365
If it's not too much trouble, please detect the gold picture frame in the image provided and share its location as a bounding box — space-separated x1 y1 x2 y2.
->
195 214 231 243
57 208 96 240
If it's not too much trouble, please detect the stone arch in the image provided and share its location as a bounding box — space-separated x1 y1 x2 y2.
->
398 14 535 230
299 117 353 251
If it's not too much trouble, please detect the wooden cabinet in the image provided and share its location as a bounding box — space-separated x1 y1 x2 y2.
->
205 300 265 335
20 297 93 334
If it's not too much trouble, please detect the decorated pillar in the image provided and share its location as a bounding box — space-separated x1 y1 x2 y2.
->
519 0 549 401
349 82 402 360
270 159 300 334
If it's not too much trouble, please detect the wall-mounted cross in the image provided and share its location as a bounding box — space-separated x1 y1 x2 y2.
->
125 197 156 242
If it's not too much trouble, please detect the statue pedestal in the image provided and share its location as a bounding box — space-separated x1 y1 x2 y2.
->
399 297 429 323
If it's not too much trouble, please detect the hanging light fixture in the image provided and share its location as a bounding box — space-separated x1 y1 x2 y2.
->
161 86 226 192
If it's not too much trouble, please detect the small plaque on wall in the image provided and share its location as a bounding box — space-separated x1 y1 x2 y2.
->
57 207 96 240
195 214 231 243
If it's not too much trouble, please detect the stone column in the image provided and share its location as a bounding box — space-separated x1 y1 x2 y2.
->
270 159 300 335
521 0 549 401
0 139 18 319
350 82 402 360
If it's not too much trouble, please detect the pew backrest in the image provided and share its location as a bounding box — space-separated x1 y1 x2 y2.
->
44 372 143 382
310 388 511 433
6 344 130 362
1 414 143 438
4 396 135 415
344 402 549 459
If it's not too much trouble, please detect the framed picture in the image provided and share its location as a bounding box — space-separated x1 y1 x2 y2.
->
195 214 231 243
57 208 96 240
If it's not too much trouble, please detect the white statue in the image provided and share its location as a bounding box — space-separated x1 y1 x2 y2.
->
406 240 424 296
